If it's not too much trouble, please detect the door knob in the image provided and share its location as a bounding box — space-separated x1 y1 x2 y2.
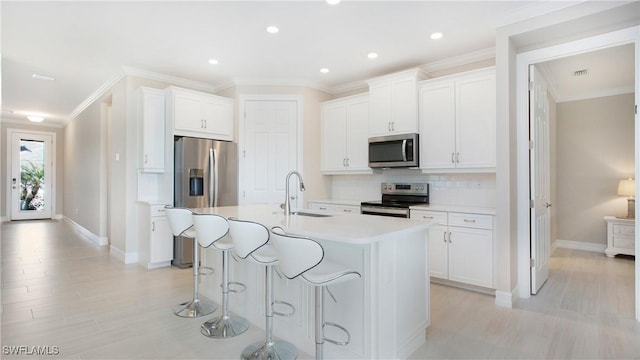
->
545 202 552 208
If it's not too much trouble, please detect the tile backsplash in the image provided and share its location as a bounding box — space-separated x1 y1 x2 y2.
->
330 170 496 208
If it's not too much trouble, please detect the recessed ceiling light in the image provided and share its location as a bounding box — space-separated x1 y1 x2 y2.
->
27 115 44 123
32 73 55 81
208 59 219 65
430 32 443 40
320 68 330 74
367 52 379 59
266 26 279 34
326 0 341 4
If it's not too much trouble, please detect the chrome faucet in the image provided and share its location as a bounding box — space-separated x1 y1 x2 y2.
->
283 170 305 216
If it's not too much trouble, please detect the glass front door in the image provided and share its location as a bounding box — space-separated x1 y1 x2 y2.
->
11 132 53 220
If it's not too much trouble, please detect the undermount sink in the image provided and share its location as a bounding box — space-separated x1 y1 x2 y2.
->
290 211 333 218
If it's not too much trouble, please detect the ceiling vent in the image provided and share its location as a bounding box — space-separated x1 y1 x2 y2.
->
573 69 589 77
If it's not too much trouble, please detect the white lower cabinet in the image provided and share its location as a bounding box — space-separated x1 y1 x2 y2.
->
138 203 173 269
412 209 494 288
308 201 360 215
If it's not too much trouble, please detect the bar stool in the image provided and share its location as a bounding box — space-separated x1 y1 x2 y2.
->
192 213 249 339
164 206 217 318
228 218 298 360
270 227 361 360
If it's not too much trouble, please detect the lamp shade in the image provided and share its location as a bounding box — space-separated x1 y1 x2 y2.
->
617 178 635 197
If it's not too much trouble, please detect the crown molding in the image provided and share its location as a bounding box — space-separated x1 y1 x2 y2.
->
122 66 219 93
420 47 496 76
69 72 126 121
330 80 368 96
232 78 333 94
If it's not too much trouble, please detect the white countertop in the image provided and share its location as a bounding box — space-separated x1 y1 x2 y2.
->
191 204 433 245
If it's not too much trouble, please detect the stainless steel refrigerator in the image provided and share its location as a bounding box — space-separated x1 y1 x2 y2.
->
173 136 238 268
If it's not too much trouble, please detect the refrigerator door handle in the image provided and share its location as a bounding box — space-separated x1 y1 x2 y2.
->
209 147 218 207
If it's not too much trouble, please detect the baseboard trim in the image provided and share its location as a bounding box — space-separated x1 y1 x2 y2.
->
554 239 606 253
109 245 139 264
63 216 109 246
0 216 8 222
495 289 515 308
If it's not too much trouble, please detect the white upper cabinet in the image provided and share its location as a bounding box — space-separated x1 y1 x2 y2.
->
368 69 427 136
321 94 372 174
166 86 233 141
419 67 496 172
138 87 166 173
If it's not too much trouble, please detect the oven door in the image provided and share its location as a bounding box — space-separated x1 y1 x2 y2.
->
361 204 410 218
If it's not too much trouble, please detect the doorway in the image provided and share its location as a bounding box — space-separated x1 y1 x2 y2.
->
7 129 55 220
238 96 303 206
516 26 639 320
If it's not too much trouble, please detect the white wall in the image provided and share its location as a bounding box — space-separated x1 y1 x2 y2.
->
556 93 635 246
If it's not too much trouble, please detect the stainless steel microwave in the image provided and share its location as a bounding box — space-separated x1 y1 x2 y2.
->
368 133 419 168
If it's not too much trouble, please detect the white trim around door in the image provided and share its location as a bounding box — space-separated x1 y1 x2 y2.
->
6 128 57 221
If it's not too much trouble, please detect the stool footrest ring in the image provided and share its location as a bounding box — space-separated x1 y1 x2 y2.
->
272 300 296 317
323 322 351 346
198 266 214 276
226 281 247 293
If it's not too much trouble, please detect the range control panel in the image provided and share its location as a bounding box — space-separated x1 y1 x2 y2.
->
381 182 429 195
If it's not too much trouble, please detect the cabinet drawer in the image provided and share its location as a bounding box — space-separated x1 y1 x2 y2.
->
411 210 447 225
448 212 493 229
613 236 635 250
150 205 168 217
613 224 634 237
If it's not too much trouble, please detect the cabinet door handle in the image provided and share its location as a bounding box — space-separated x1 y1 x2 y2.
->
456 152 460 163
346 158 349 167
451 153 455 163
448 232 452 243
463 219 477 223
388 122 392 132
144 154 148 164
152 221 155 232
343 209 352 213
423 215 433 219
392 121 395 131
319 207 327 210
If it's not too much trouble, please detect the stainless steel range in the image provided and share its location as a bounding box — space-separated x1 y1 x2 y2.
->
361 182 429 218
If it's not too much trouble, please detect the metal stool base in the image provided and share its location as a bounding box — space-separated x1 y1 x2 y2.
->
173 299 217 318
201 315 249 338
241 340 298 360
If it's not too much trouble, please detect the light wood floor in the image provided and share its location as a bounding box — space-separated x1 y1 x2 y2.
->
1 220 638 359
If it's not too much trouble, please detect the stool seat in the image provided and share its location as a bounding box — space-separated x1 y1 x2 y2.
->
228 218 297 360
250 244 278 264
193 214 249 339
270 227 360 360
300 261 361 286
164 206 217 318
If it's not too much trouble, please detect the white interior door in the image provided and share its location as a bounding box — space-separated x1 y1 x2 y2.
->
10 131 53 220
241 100 299 206
529 65 551 294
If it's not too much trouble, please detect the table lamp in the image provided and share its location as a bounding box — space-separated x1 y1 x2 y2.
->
617 178 635 218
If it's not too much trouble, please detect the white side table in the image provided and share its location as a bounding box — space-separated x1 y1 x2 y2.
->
604 216 636 257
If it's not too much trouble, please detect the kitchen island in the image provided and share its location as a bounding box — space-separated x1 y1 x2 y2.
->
192 204 433 359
